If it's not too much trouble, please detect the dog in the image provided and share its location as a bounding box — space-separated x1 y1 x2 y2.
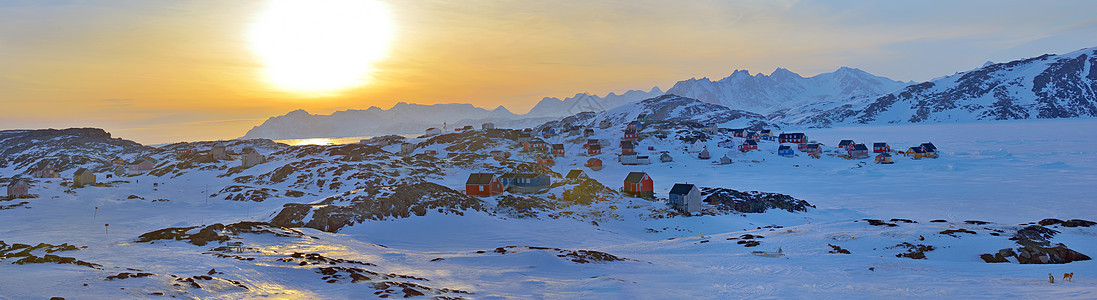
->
1063 272 1073 282
1049 273 1055 283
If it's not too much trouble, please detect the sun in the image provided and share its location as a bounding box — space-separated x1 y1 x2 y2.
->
248 0 395 96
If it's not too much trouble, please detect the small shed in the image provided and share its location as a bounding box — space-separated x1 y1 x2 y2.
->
481 123 496 130
668 183 701 213
716 154 733 165
873 142 890 153
659 152 673 162
537 156 555 167
802 143 822 154
623 172 654 198
778 145 794 157
7 178 30 197
585 158 603 171
211 142 229 160
687 140 705 153
33 165 59 178
465 173 503 196
698 147 711 159
73 168 96 187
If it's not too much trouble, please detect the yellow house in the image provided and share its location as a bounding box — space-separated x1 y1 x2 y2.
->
73 168 96 187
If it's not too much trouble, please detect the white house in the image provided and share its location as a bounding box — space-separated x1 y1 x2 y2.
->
669 183 702 213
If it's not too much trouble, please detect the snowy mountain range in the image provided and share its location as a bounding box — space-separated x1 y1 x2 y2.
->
776 47 1097 126
665 67 910 114
241 103 526 139
523 87 665 118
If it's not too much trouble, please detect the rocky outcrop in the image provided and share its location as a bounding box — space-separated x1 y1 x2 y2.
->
701 187 814 213
269 182 486 232
980 225 1091 264
135 222 309 246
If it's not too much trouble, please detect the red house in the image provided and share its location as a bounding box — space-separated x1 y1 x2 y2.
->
779 133 807 144
745 132 761 141
587 144 602 155
623 172 654 198
620 140 636 155
465 173 503 196
802 143 822 154
846 143 869 158
873 142 890 153
623 128 639 140
837 140 855 149
7 178 30 198
732 129 746 137
739 140 758 152
550 144 565 157
585 158 603 171
537 156 555 167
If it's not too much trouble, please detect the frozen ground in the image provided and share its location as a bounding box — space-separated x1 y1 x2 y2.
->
1 119 1096 299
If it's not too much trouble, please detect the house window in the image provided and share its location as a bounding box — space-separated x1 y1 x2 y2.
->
479 186 484 191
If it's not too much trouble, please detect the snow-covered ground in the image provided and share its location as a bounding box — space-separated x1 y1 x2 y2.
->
2 119 1095 299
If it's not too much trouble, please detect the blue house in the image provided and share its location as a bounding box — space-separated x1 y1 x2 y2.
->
778 145 794 157
499 173 551 193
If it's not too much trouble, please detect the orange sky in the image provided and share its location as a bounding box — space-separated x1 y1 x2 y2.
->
2 0 1096 144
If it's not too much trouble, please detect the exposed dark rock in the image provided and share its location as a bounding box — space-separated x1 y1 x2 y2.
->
700 187 814 213
893 242 934 259
860 219 897 227
135 222 308 246
270 182 485 232
939 228 977 236
828 244 851 254
1038 218 1096 227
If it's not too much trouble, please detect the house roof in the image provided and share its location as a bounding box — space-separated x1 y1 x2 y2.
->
839 140 855 146
620 140 635 147
920 142 937 151
624 172 648 183
873 142 888 147
669 183 696 195
908 147 926 153
426 127 437 131
877 152 892 157
588 144 602 150
699 148 710 156
850 144 869 151
624 128 637 134
743 140 757 146
73 168 91 176
760 129 771 134
565 170 586 179
778 145 791 150
466 173 495 185
805 144 820 149
746 131 757 136
586 157 602 164
551 144 565 150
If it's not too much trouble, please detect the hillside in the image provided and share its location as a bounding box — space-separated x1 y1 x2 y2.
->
777 47 1097 126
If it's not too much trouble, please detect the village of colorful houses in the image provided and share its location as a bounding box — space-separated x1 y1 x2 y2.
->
5 116 939 217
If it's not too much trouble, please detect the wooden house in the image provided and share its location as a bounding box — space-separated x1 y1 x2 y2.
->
838 140 855 149
623 128 639 140
461 125 474 131
698 147 711 159
490 150 510 160
802 143 822 154
481 123 496 130
875 152 894 164
659 152 673 163
716 154 733 165
619 153 651 165
627 121 642 131
541 128 556 137
846 143 870 158
241 147 265 167
583 128 595 137
523 140 548 152
731 129 746 137
73 168 96 187
585 158 603 171
465 173 503 196
32 165 59 178
7 178 29 198
920 142 939 158
717 139 735 149
499 173 551 193
739 140 758 152
873 142 890 153
399 143 417 155
564 170 589 183
687 141 704 153
587 144 602 155
905 146 929 159
551 144 565 157
620 140 636 155
127 156 158 174
668 183 701 213
778 145 794 157
636 113 650 122
759 130 774 138
622 172 654 198
537 155 555 167
211 142 229 160
517 133 532 143
745 132 761 141
425 127 442 136
703 123 718 134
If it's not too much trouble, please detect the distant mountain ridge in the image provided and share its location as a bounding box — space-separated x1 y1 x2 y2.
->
242 102 524 140
775 46 1097 126
665 67 909 114
523 87 665 118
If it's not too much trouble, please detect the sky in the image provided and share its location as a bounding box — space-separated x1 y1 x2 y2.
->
2 0 1096 144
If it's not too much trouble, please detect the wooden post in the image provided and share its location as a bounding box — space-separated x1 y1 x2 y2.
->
93 206 98 219
104 223 109 234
